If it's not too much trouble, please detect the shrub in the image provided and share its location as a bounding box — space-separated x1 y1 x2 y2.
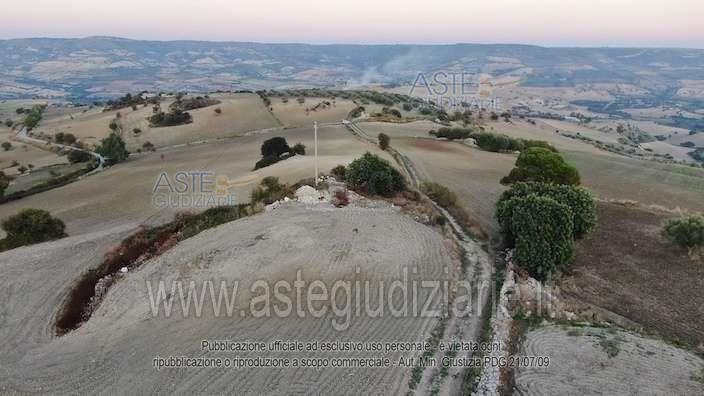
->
434 127 473 140
501 147 580 185
4 119 13 128
62 133 77 145
402 103 413 111
0 208 67 251
1 142 11 151
170 96 220 111
507 195 575 281
292 143 306 155
0 172 9 197
261 137 290 157
23 104 45 130
497 182 596 241
420 181 457 208
96 132 129 165
662 215 704 257
214 107 222 115
250 176 291 204
142 141 155 152
132 128 142 135
470 132 523 152
346 152 406 197
148 108 192 127
254 155 281 170
67 149 91 163
331 165 347 181
17 165 27 174
378 133 390 150
348 106 365 119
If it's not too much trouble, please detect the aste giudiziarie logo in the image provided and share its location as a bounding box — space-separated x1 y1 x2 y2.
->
152 171 238 209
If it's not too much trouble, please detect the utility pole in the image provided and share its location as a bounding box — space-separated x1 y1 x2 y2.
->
314 121 318 187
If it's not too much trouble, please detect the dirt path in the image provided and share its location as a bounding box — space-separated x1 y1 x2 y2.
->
344 121 494 395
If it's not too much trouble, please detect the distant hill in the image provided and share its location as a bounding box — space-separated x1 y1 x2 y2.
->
2 37 704 100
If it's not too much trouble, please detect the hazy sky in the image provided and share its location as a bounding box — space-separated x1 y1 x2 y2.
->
2 0 702 48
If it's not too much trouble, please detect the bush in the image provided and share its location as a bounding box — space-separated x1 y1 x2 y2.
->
0 208 67 251
331 165 347 181
23 104 45 130
470 132 523 152
148 108 192 127
142 141 155 152
254 155 281 170
433 127 473 140
1 142 11 151
250 176 291 204
96 132 129 165
348 106 365 119
402 103 413 112
497 182 596 241
662 215 704 257
292 143 306 155
501 147 580 185
378 133 390 150
346 152 405 197
261 137 290 157
4 119 13 128
0 172 9 197
214 107 222 115
420 181 457 207
507 194 575 281
67 149 91 163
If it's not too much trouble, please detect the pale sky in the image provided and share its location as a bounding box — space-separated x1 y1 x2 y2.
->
1 0 702 48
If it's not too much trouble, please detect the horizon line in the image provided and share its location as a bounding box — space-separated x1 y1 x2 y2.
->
1 35 703 51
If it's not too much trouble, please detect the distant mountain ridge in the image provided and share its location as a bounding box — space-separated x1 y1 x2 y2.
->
1 36 704 100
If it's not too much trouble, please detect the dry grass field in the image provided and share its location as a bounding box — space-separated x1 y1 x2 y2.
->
0 126 69 176
360 120 704 238
269 97 357 127
0 125 392 237
33 93 281 150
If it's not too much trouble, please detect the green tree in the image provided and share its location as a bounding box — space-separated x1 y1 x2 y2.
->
501 147 580 185
497 182 596 241
96 132 129 165
292 143 306 155
260 137 290 157
508 194 575 281
662 215 704 258
346 152 405 197
378 133 390 150
0 209 66 250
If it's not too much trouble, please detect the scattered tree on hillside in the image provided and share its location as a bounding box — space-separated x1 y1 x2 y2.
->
96 132 129 165
261 137 291 157
0 208 66 251
378 133 390 150
662 215 704 259
345 152 406 197
67 149 91 164
501 147 580 185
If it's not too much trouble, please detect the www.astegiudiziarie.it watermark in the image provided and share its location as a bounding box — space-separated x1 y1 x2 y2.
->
145 267 494 331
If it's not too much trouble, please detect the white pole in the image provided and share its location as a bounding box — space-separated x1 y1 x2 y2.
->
314 121 319 187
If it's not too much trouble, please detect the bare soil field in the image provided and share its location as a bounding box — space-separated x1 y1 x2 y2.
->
0 125 392 237
514 324 704 395
558 202 704 347
0 203 452 394
269 97 357 128
33 93 280 150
